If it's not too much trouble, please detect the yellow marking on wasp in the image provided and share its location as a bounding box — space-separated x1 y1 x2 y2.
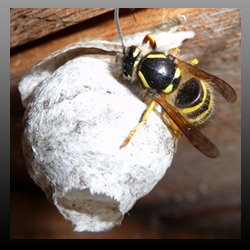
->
147 54 166 59
172 48 180 56
164 84 173 94
165 113 182 138
133 60 139 70
142 34 156 48
189 59 199 66
188 91 214 124
123 75 131 80
181 81 207 114
174 67 181 79
147 34 155 42
121 101 156 147
138 71 150 89
133 48 141 58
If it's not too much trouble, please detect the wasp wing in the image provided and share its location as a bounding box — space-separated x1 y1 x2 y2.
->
151 92 220 158
173 57 237 103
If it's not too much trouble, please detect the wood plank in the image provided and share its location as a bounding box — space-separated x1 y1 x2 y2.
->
10 8 240 77
10 8 114 48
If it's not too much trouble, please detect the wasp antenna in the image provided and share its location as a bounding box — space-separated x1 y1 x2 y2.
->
114 8 125 49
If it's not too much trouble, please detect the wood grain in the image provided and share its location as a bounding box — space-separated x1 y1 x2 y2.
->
10 8 115 48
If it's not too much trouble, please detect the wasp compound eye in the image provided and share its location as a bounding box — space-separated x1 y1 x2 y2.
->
122 46 141 80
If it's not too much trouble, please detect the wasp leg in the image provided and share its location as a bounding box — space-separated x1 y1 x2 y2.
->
142 34 156 49
165 113 182 139
121 101 156 147
189 59 199 66
170 48 180 57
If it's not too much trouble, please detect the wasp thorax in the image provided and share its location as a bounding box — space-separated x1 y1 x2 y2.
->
138 53 181 94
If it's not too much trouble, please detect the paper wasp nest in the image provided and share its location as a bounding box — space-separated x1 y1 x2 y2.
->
19 29 194 232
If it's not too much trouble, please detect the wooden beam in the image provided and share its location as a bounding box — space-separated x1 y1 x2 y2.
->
10 8 115 48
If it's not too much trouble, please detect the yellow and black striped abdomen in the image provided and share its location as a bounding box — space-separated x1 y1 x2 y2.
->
175 78 215 127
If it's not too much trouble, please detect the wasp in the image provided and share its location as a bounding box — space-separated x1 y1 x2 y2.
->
114 9 237 158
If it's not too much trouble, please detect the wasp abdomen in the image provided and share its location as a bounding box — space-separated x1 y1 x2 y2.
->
175 78 203 108
176 78 215 127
